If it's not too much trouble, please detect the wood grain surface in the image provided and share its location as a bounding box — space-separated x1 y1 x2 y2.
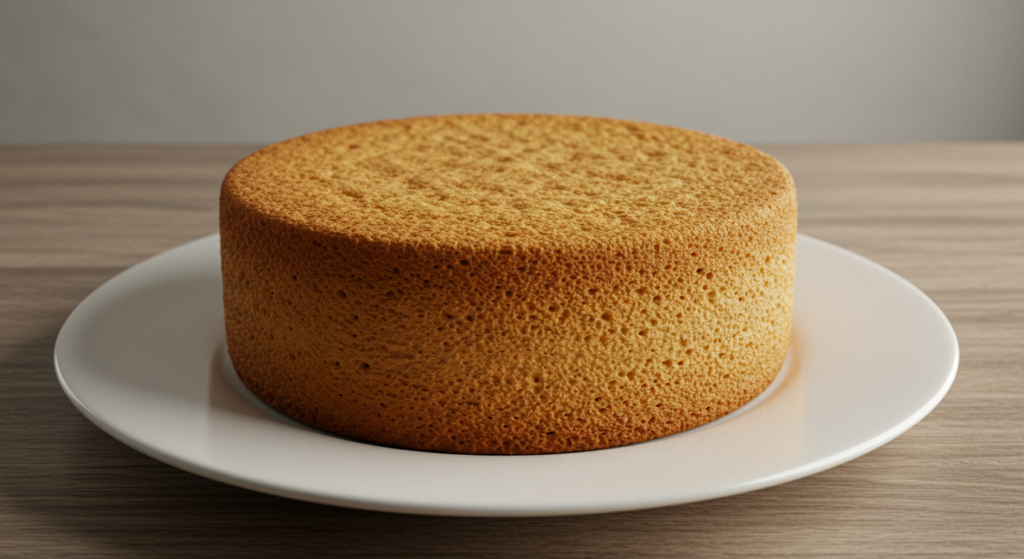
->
1 144 1021 558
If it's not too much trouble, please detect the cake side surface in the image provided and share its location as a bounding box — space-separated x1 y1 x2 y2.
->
220 114 796 454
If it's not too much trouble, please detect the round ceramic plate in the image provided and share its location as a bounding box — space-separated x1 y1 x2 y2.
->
54 234 958 517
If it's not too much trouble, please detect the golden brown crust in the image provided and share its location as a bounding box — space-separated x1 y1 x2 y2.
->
221 114 797 454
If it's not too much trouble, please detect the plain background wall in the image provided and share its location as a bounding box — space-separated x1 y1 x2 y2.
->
2 0 1023 144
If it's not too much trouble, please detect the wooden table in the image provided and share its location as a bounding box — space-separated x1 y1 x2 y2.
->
1 144 1021 557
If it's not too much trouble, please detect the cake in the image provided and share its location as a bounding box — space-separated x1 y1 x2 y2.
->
220 114 797 454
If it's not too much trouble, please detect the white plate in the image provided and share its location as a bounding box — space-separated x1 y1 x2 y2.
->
54 234 958 517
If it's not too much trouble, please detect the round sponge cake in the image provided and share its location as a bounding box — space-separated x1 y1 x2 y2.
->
220 114 797 454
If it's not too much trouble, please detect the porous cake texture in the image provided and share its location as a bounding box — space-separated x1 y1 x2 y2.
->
220 114 797 454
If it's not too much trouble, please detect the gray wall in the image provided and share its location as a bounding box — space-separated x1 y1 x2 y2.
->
2 0 1023 144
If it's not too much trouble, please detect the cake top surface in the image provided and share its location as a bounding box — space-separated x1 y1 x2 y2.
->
223 114 795 250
